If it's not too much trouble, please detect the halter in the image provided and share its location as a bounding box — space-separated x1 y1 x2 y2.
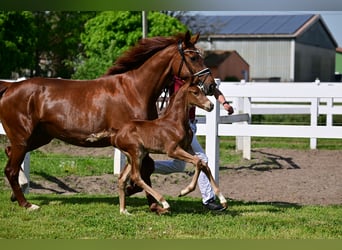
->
177 40 211 92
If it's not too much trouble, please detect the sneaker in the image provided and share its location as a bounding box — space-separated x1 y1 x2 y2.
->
203 198 226 212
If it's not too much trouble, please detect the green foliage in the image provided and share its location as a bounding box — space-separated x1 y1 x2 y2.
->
0 11 36 78
0 11 186 79
0 11 96 79
39 11 97 78
72 11 187 80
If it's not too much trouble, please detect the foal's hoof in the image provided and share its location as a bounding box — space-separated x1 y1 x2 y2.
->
120 209 132 216
26 204 40 211
149 203 170 215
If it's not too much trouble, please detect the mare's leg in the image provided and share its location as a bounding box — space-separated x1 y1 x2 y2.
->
6 133 52 202
4 145 39 210
5 146 28 201
118 163 131 215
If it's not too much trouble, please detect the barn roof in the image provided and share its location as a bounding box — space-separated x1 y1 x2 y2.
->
186 14 337 46
200 14 313 35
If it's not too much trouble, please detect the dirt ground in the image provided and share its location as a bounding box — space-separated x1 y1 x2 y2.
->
24 143 342 206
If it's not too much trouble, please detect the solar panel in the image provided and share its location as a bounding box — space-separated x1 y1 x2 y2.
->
194 14 314 35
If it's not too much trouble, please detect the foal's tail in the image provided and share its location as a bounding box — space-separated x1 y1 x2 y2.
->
0 81 11 98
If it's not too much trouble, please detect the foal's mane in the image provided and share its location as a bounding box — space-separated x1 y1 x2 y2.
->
104 33 187 76
162 82 190 115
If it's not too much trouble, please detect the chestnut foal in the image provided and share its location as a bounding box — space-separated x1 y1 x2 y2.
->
113 82 227 215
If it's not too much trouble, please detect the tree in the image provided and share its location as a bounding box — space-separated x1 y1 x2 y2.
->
72 11 187 80
0 11 97 79
33 11 97 78
0 11 36 78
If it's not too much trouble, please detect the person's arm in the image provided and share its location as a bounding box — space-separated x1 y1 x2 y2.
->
213 88 234 115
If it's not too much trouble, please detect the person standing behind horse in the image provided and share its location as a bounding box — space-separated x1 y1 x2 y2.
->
154 76 234 211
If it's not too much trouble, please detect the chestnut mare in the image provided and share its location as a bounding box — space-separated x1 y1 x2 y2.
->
0 31 216 212
112 82 227 215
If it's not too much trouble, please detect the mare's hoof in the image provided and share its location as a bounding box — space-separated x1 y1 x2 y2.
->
10 193 17 202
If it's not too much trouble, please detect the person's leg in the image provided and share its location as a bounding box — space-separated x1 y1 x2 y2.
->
154 159 186 174
190 122 225 211
190 130 215 204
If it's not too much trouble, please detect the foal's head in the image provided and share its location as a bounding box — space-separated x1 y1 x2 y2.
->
186 84 214 112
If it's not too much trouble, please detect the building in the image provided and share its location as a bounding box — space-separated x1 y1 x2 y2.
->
336 47 342 81
186 14 338 82
204 50 249 81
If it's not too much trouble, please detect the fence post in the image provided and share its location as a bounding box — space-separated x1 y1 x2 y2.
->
205 79 220 183
310 97 318 149
310 79 320 149
326 98 333 127
235 80 246 151
113 148 126 175
242 96 252 160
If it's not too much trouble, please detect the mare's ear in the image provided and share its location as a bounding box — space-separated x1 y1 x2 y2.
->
184 30 191 43
190 33 200 44
183 31 199 47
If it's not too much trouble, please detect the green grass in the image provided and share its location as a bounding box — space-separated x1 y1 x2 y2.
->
0 192 340 239
28 150 114 177
0 137 341 239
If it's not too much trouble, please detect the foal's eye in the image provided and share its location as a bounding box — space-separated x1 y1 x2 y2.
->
190 56 197 61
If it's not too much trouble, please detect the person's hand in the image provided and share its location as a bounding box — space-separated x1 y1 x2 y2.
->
223 103 234 115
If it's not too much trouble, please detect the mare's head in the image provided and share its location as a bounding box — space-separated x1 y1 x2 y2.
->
104 31 217 96
173 31 217 95
185 82 214 112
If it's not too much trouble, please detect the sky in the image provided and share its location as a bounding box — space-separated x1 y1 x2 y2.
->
191 11 342 47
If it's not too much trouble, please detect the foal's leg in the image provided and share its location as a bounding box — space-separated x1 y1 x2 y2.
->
118 163 132 215
4 145 39 210
178 157 202 196
167 146 203 196
129 155 170 214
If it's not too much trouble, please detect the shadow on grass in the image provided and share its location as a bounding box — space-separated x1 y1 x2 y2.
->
220 149 300 171
30 171 79 194
27 192 302 216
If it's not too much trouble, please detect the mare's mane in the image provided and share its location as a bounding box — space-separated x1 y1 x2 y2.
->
104 33 187 76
